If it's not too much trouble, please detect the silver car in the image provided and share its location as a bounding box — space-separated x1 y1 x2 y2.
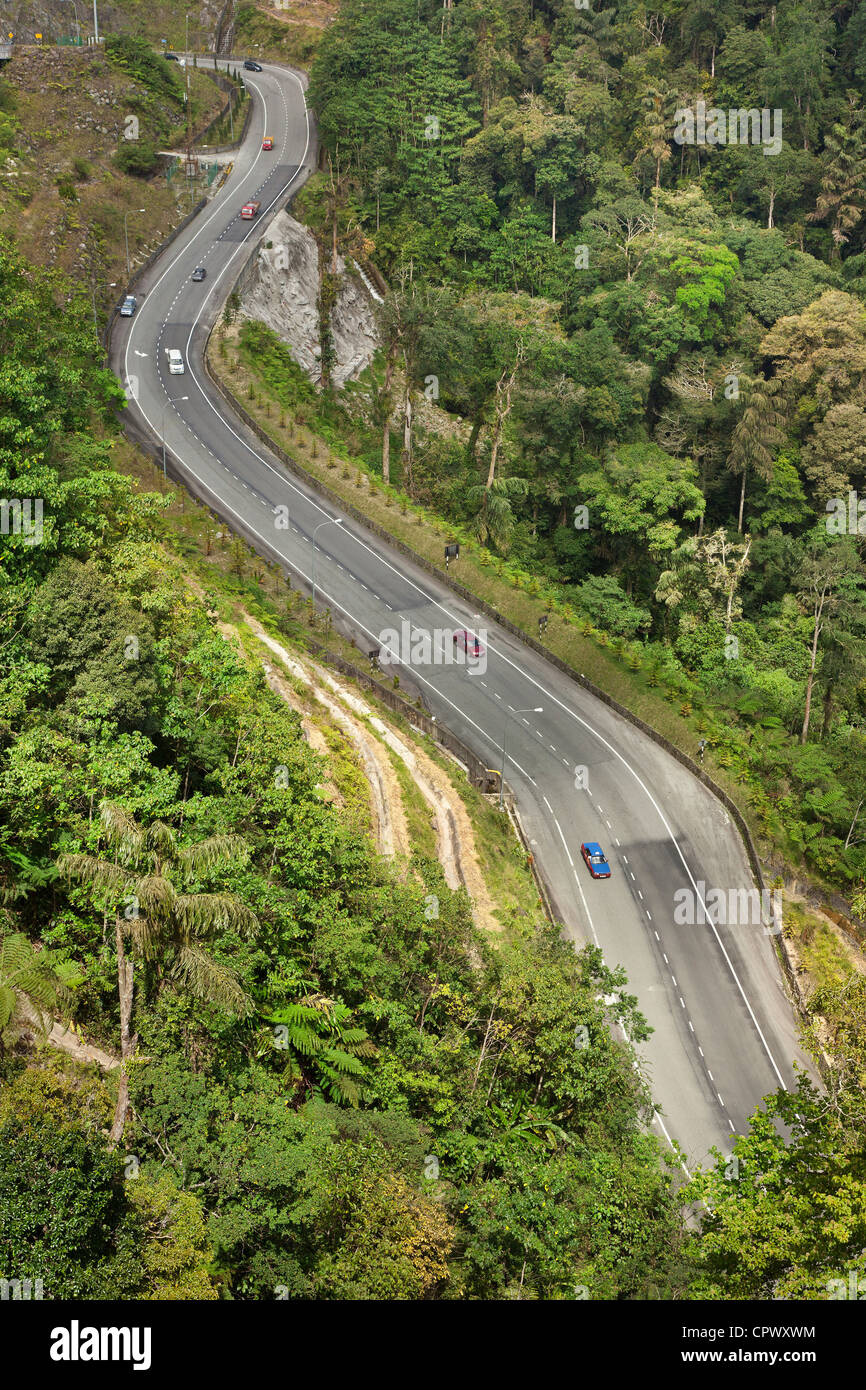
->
120 295 137 317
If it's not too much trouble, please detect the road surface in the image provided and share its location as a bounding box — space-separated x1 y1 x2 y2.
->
112 57 812 1172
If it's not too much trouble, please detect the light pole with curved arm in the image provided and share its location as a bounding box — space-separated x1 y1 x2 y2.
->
124 209 146 276
499 706 543 810
161 395 189 480
60 0 81 42
311 517 343 607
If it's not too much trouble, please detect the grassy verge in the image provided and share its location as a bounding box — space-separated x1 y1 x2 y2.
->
384 750 437 860
783 900 864 992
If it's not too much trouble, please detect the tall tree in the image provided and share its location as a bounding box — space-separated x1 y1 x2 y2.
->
60 802 258 1143
809 92 866 258
725 376 786 532
795 533 865 744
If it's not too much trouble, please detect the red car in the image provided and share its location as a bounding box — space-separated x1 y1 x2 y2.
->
453 629 484 657
262 136 274 150
241 200 260 219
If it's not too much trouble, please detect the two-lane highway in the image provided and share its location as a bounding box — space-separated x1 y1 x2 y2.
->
112 59 812 1171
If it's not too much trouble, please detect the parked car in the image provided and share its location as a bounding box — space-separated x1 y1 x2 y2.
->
262 135 274 150
453 629 484 657
243 59 262 71
240 200 260 219
165 348 185 375
165 53 179 61
191 266 207 281
119 295 137 317
580 842 612 879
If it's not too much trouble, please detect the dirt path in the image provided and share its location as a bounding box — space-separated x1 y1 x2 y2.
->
18 1003 119 1072
207 604 501 932
250 624 412 863
254 627 501 932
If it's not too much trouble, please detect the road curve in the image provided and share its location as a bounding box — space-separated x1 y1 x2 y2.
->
111 58 812 1171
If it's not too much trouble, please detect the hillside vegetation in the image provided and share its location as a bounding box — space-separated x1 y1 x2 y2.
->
0 238 695 1299
277 0 866 899
0 39 231 306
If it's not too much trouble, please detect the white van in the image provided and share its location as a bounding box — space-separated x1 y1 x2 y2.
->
166 348 185 375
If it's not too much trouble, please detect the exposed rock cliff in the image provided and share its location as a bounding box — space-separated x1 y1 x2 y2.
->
237 208 379 390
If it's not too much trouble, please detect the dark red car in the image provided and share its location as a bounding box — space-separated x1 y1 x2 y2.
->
453 629 484 657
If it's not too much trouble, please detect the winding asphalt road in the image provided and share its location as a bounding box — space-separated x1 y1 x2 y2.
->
112 58 812 1171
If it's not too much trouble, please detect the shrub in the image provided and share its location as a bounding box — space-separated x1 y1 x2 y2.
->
114 141 161 177
105 34 183 106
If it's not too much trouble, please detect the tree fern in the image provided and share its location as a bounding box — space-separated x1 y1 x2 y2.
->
260 996 376 1106
0 933 81 1046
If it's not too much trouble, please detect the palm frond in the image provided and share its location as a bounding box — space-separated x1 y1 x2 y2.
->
99 801 145 860
0 934 79 1038
144 820 176 861
0 932 36 984
171 943 253 1017
178 834 250 879
58 853 129 902
0 982 17 1033
318 1062 361 1107
320 1047 368 1077
136 874 177 927
174 893 259 940
124 911 163 960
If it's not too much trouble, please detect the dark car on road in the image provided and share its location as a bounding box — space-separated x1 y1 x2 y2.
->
191 267 207 282
243 59 262 71
119 295 137 317
580 842 612 879
165 53 179 61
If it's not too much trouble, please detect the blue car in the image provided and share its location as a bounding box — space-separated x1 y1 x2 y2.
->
581 841 611 879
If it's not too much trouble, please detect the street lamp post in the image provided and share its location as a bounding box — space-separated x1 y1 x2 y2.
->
92 0 99 44
161 396 189 480
499 706 543 810
311 517 343 606
123 208 146 276
61 0 82 41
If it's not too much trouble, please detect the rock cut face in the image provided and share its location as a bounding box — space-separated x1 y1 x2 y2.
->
238 209 378 388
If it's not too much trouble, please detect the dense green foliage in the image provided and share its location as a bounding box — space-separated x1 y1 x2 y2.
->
104 32 184 172
0 1063 216 1298
0 238 689 1298
304 0 866 890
